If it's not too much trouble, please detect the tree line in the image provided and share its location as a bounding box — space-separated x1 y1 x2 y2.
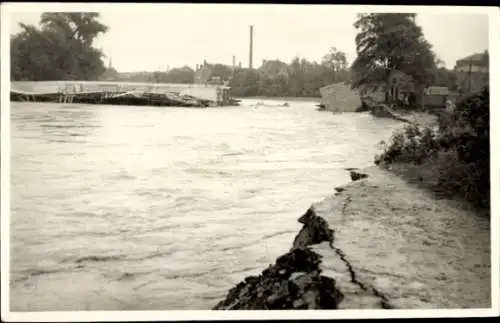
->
99 48 352 98
230 49 351 97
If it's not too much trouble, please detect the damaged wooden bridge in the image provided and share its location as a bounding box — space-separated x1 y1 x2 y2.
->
10 81 241 108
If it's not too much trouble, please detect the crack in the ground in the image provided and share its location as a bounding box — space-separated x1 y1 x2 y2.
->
331 245 367 291
340 194 352 224
330 244 393 309
331 190 394 309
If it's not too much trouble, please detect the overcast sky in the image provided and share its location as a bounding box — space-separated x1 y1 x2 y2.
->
7 4 490 73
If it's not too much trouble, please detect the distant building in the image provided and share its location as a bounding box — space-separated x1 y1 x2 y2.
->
454 51 489 94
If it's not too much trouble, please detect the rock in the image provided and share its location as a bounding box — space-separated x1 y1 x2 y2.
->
291 273 314 290
318 275 345 309
290 272 307 280
297 206 316 224
293 208 335 249
293 298 305 308
212 247 343 310
245 276 259 285
302 290 319 308
350 171 369 181
277 248 322 273
334 187 345 193
213 206 344 310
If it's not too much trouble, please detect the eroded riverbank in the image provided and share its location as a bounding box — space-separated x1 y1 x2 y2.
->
214 166 491 309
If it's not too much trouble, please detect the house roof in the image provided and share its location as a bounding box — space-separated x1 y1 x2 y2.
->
455 52 489 68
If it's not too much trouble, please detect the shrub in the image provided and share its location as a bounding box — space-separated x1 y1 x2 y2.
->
376 86 490 210
375 123 439 165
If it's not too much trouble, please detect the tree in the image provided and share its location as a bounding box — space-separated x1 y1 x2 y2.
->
207 63 232 81
230 68 259 97
433 67 458 90
320 47 350 86
11 24 54 80
164 66 195 83
231 53 351 97
351 13 437 106
259 59 288 76
40 12 108 47
321 47 348 72
287 57 308 96
257 59 290 96
11 12 108 81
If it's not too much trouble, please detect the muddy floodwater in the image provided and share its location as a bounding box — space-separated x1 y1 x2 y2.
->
10 99 403 311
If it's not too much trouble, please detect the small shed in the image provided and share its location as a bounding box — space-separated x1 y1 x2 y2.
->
424 86 449 109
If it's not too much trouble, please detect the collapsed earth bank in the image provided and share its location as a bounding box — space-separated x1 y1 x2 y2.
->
213 167 490 310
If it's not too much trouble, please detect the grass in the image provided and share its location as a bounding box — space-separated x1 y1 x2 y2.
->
375 87 490 212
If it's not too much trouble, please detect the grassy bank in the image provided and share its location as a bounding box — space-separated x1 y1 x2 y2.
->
375 87 490 212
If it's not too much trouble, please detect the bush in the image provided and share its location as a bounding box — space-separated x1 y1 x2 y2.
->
375 123 439 165
376 87 490 210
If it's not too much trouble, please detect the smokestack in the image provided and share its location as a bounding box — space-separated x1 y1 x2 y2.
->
231 55 236 81
249 25 254 69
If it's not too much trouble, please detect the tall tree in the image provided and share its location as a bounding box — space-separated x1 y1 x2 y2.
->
11 12 108 81
40 12 108 47
351 13 437 106
321 47 349 85
321 47 348 72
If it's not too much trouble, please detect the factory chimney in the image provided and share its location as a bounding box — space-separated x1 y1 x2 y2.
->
249 25 254 69
231 55 236 81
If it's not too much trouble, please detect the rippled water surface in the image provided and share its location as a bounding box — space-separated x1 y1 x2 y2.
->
10 99 403 311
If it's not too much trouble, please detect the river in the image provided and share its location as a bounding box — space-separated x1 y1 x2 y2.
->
10 99 403 311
